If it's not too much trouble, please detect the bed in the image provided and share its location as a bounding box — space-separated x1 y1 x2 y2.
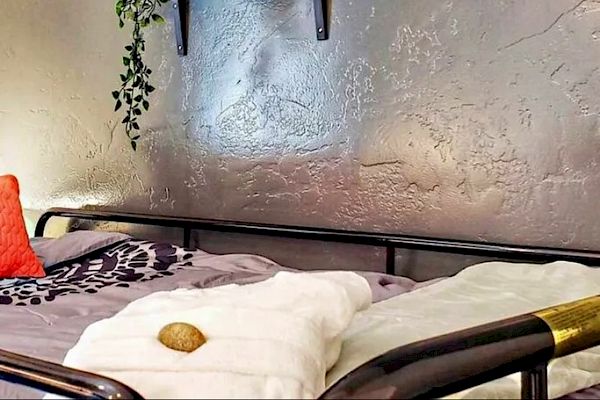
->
2 207 600 399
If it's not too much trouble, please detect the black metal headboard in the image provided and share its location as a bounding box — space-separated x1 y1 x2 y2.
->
35 207 600 275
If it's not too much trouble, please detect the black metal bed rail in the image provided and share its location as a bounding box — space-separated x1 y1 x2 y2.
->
321 295 600 400
0 349 143 399
35 207 600 275
4 295 600 399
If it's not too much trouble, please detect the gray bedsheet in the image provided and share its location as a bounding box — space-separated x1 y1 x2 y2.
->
1 237 425 399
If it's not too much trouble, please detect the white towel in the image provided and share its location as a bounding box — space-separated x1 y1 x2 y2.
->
61 271 371 399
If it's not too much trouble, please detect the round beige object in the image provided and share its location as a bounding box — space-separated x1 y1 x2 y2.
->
158 322 206 352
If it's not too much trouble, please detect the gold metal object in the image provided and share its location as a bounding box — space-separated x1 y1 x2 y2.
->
534 295 600 357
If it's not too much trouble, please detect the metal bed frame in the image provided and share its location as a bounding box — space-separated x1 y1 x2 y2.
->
1 207 599 399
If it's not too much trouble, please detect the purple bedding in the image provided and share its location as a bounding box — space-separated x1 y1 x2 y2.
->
1 235 421 399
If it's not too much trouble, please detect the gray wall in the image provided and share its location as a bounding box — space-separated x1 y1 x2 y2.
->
1 0 599 279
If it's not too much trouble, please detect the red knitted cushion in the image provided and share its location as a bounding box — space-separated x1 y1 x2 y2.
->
0 175 45 278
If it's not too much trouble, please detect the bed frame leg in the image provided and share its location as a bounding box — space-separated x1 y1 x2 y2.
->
521 362 548 400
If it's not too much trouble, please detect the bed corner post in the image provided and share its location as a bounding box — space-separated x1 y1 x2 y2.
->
34 211 55 237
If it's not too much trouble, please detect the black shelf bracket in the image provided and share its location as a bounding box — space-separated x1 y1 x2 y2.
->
314 0 329 40
171 0 327 51
171 0 188 56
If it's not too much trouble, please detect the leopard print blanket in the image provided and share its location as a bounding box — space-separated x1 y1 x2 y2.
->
0 240 196 306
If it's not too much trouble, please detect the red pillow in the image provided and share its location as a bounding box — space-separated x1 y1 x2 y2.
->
0 175 45 278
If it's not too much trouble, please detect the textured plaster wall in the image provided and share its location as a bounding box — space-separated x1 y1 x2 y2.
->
1 0 600 278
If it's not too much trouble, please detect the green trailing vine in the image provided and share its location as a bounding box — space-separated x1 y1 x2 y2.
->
113 0 168 150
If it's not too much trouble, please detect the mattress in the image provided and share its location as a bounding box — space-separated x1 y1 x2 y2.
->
0 234 420 399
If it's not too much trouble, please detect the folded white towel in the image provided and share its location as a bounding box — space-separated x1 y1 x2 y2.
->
61 271 371 399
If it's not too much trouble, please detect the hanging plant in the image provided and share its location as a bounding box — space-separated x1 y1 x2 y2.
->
112 0 168 150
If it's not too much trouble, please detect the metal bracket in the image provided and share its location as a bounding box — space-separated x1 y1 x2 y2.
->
171 0 326 51
171 0 188 56
314 0 329 40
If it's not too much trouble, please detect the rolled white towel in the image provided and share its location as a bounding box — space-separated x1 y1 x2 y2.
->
60 271 371 399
